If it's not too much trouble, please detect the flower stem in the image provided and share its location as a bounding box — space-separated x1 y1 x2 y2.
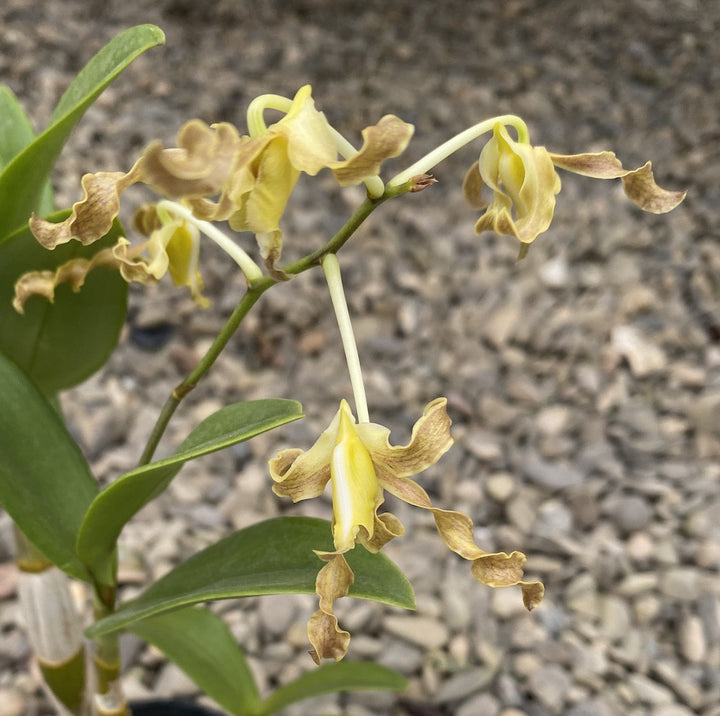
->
137 283 266 465
156 200 264 283
321 253 369 423
138 192 393 464
387 114 530 187
246 93 293 136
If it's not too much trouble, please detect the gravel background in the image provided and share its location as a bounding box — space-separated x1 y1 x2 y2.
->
1 1 719 715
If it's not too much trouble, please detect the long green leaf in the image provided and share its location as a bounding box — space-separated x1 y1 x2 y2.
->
130 607 260 716
0 85 36 168
0 24 165 242
0 352 97 580
87 517 415 637
259 661 407 715
0 214 128 395
0 85 54 214
76 400 303 581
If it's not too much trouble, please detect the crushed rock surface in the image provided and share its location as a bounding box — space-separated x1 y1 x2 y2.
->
1 1 719 714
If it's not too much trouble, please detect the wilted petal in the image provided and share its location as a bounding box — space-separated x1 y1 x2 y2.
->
382 473 544 611
619 162 687 213
13 248 119 314
113 237 165 284
111 217 211 307
549 152 686 213
269 409 341 502
358 512 405 553
474 201 521 239
329 115 415 186
30 169 139 249
548 150 627 178
357 397 453 479
138 120 244 198
308 553 354 663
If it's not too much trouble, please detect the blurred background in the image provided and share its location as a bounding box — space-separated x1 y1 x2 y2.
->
1 1 718 714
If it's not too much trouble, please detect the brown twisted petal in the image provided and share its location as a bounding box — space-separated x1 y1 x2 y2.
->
307 553 354 663
13 247 119 314
355 397 454 478
619 162 687 213
474 204 521 239
137 121 245 198
112 238 164 284
133 204 163 235
329 115 415 186
357 512 405 553
269 448 331 503
381 472 544 611
30 169 139 249
549 152 686 213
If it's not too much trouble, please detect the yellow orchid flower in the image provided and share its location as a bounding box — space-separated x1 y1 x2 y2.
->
227 85 413 276
463 122 686 250
13 209 209 313
269 398 544 663
17 85 413 305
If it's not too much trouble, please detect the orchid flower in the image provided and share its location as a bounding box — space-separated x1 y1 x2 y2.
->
14 86 414 311
463 122 686 254
269 398 544 662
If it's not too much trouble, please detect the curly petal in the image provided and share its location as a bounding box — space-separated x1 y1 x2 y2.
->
137 120 245 199
269 408 341 502
13 248 119 314
356 397 453 479
382 473 544 611
549 152 686 213
307 553 354 663
30 169 139 249
329 115 415 186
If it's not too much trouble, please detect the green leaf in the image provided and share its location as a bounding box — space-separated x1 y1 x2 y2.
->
76 400 303 581
0 351 97 580
130 607 260 716
0 213 128 396
0 85 36 169
0 24 165 242
0 85 54 216
87 517 415 637
259 661 407 716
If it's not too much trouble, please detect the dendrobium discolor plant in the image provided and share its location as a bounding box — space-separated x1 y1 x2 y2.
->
0 25 685 716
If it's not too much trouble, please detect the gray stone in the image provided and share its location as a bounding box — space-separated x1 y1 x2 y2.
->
524 456 585 490
677 613 706 663
566 699 615 716
612 325 667 377
433 667 496 703
384 615 449 650
377 641 424 673
258 594 298 637
660 568 702 601
527 664 572 713
457 692 501 716
599 595 632 642
651 706 696 716
605 494 653 534
628 674 675 705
